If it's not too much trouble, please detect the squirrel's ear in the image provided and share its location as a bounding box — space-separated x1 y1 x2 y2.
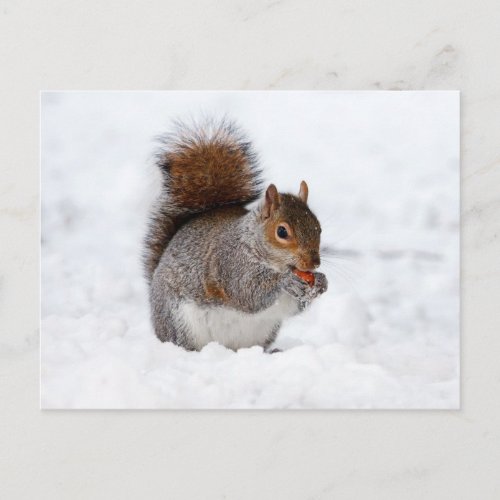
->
298 180 309 203
263 184 280 219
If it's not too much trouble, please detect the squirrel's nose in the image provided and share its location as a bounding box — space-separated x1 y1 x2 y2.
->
311 252 320 269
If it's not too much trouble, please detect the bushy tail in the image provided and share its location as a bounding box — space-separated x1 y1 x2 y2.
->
143 118 263 283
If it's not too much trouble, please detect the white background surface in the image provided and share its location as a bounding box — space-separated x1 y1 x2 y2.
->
1 0 500 498
41 91 459 409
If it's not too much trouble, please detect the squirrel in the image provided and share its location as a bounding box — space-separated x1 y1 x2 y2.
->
144 118 328 351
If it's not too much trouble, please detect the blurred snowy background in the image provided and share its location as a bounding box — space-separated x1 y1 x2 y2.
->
41 91 459 409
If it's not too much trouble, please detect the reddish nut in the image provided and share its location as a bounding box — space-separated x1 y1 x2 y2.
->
292 268 315 286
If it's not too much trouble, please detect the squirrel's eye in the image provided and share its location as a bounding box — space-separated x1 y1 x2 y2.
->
277 226 288 239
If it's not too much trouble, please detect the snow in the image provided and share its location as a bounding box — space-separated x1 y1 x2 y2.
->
41 91 459 409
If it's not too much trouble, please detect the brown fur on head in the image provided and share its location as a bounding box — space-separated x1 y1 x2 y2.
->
261 181 321 272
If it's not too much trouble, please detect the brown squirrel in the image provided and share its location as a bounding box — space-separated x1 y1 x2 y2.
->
144 118 327 351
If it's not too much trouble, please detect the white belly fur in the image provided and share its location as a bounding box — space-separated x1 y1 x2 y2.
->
179 292 298 351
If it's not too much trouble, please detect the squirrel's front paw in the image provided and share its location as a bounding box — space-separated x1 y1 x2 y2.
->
312 272 328 295
283 271 328 311
282 272 309 302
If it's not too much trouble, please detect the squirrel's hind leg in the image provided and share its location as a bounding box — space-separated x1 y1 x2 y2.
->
263 322 282 353
151 293 196 351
